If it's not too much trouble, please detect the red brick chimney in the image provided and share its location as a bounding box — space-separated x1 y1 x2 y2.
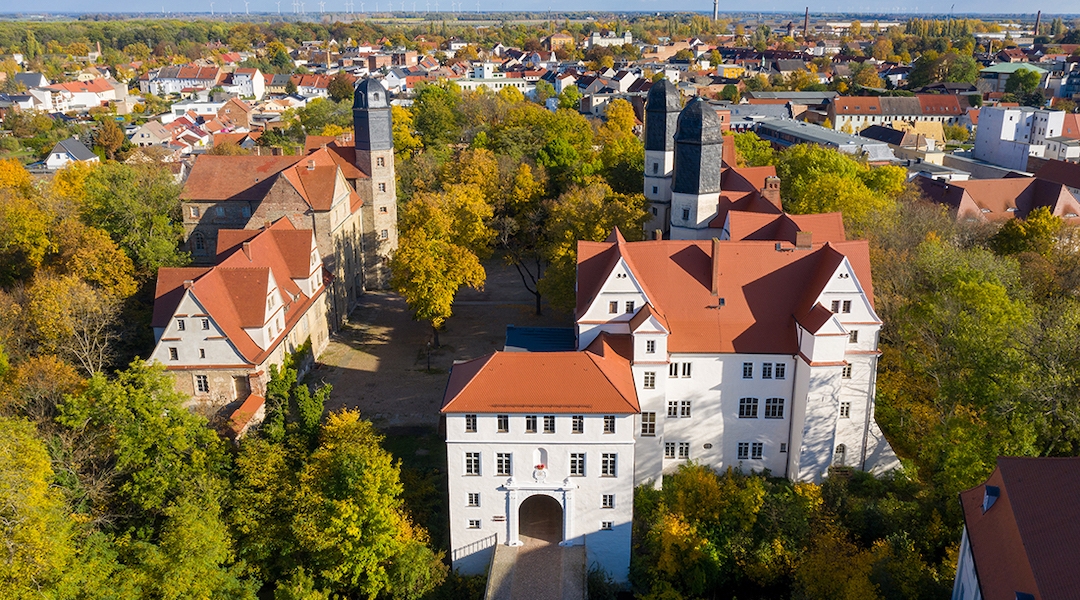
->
761 176 782 211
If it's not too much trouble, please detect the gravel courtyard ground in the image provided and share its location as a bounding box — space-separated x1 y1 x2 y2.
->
314 260 572 427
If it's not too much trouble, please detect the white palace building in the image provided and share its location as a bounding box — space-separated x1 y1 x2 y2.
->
440 82 900 581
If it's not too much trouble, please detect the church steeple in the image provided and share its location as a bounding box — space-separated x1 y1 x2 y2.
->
643 79 683 238
352 77 397 289
673 98 724 196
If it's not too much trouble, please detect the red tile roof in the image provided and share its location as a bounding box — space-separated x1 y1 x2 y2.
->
441 338 640 414
960 457 1080 600
153 219 323 364
833 96 881 115
576 237 874 354
918 174 1080 222
1036 160 1080 190
727 211 846 244
48 78 115 94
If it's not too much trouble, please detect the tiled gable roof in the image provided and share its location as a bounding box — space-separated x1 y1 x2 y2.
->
576 237 874 354
181 155 302 201
441 343 640 414
153 219 322 364
960 457 1080 600
726 212 846 244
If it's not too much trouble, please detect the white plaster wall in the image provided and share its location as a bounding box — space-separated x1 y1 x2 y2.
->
151 291 247 367
951 527 983 600
446 413 635 581
670 191 720 238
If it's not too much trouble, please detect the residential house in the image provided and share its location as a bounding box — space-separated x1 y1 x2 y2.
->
544 32 576 51
129 121 173 147
915 174 1080 223
825 95 964 133
142 65 223 95
952 457 1080 600
13 72 48 88
44 137 99 170
149 218 330 425
586 31 633 49
220 68 266 100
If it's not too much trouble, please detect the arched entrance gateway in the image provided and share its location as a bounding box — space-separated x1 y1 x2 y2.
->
518 494 563 543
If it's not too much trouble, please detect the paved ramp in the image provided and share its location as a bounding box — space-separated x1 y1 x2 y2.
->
484 537 586 600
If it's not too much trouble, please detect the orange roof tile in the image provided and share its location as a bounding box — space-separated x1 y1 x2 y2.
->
181 155 303 201
727 212 846 244
441 347 639 414
577 238 874 354
154 219 323 365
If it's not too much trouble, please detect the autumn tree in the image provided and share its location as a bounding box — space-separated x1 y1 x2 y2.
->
390 186 492 346
95 119 124 160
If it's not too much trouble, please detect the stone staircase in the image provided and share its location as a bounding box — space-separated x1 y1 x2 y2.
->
484 538 586 600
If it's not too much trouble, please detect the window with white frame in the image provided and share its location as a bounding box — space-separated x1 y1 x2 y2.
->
601 453 617 477
169 347 178 360
195 374 209 393
840 402 851 418
739 397 759 418
201 318 209 330
199 349 206 359
625 301 635 313
572 415 584 433
678 442 690 459
602 494 614 509
751 442 763 459
468 519 481 529
570 453 585 476
465 414 477 432
842 300 852 313
177 319 185 331
743 362 753 378
468 493 480 507
644 372 656 389
680 400 691 418
831 300 840 312
664 442 676 459
667 400 678 417
544 415 555 433
669 363 678 378
601 521 614 531
526 415 537 433
496 453 512 476
762 363 772 379
608 301 618 314
842 364 853 379
764 398 785 419
681 362 691 377
737 442 749 460
497 414 509 432
775 363 786 379
465 452 480 475
603 415 615 434
646 339 656 354
849 330 858 343
641 412 656 436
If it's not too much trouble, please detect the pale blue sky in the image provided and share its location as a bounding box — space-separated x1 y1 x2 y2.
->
1 0 1069 16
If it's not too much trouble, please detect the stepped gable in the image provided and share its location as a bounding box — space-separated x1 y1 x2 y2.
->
576 236 875 354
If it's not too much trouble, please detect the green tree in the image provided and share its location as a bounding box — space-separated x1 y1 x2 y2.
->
1005 68 1042 95
80 162 188 275
732 131 775 167
327 71 355 103
412 81 462 148
719 84 740 102
557 85 582 111
538 183 648 313
285 78 298 95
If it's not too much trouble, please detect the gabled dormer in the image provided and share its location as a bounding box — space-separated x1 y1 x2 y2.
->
629 304 670 364
814 255 881 328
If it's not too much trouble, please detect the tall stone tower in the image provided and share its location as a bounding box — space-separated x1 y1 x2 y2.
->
670 98 724 240
643 79 682 237
353 78 397 289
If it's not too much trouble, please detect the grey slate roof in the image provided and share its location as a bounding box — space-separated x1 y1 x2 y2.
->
879 96 922 116
675 98 724 145
14 72 48 88
52 137 97 161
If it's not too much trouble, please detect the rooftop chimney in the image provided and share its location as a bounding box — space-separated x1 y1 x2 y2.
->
711 238 721 296
761 176 782 210
804 8 810 39
242 241 252 261
795 231 813 250
183 279 194 289
653 229 663 241
307 159 315 171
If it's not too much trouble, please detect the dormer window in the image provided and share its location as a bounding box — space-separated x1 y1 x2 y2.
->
982 485 1000 513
